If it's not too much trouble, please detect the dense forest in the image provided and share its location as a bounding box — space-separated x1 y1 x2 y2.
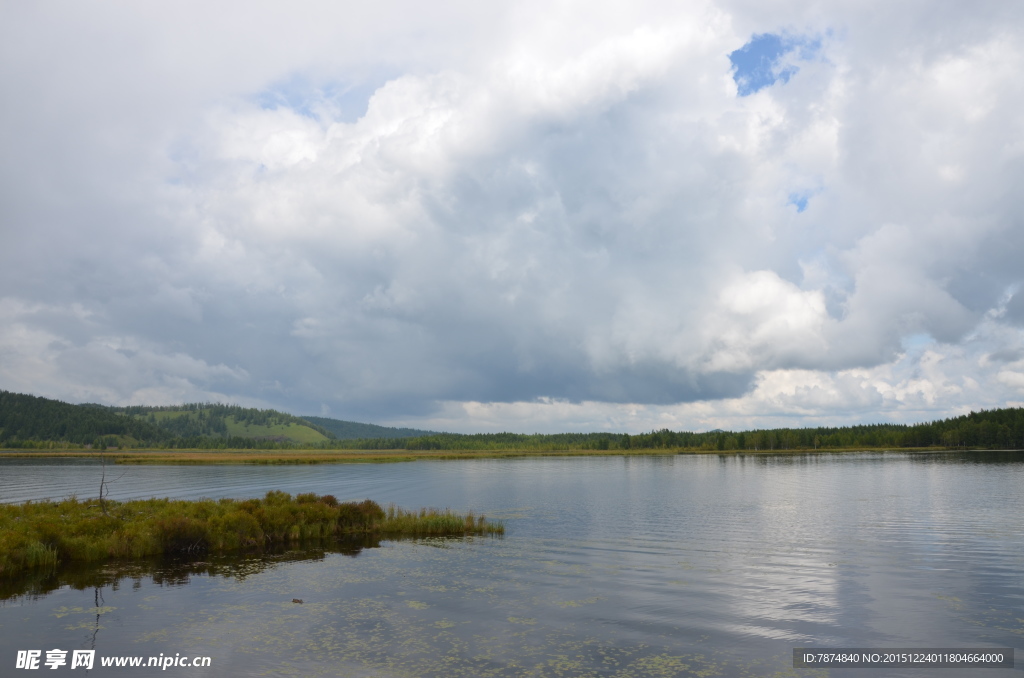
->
1 389 1023 452
300 416 436 440
0 392 333 449
0 391 172 447
114 403 335 440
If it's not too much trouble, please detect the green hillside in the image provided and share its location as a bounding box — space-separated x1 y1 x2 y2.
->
119 404 333 444
301 416 438 440
0 392 332 448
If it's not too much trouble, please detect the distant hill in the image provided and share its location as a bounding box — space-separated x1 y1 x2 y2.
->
300 416 439 440
0 390 434 449
0 391 332 448
0 391 170 447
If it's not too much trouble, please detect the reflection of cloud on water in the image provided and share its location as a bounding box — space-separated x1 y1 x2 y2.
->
707 463 843 642
715 455 1024 648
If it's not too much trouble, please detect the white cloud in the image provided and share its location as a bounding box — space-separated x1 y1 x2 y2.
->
2 0 1024 431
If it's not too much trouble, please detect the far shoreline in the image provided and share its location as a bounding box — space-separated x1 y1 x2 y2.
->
0 446 996 465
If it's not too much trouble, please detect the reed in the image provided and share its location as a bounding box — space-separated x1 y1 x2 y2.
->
379 504 504 537
0 492 503 578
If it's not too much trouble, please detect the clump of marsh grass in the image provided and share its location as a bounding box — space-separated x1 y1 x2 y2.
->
0 492 503 578
380 504 505 537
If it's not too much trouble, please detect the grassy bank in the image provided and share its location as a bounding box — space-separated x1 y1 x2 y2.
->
0 448 683 464
0 492 503 578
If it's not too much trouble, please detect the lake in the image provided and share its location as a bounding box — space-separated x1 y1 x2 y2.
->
1 451 1021 676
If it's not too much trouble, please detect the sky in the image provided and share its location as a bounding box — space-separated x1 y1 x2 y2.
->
2 0 1024 434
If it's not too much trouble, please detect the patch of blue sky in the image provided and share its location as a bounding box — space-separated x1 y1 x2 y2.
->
788 192 810 213
729 33 822 97
900 333 935 352
254 74 383 123
789 188 823 213
787 183 824 212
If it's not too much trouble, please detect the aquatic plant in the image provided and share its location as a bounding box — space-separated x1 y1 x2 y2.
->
0 492 503 578
379 504 497 537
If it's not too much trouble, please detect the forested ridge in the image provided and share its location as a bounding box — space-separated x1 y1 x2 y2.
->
300 415 436 440
0 392 333 449
115 403 335 440
1 389 1023 451
0 391 172 447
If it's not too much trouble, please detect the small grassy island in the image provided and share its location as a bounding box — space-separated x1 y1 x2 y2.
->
0 492 503 578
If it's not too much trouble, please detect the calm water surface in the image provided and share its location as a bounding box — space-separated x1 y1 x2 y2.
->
1 452 1021 677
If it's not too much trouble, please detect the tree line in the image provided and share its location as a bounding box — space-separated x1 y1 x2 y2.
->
2 389 1023 451
304 408 1024 451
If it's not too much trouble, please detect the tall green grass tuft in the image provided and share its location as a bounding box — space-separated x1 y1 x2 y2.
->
379 504 505 537
0 492 503 578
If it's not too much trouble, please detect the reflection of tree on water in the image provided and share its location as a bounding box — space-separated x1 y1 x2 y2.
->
1 537 380 602
90 586 103 651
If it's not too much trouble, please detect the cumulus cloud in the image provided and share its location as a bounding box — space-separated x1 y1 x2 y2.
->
2 0 1023 431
